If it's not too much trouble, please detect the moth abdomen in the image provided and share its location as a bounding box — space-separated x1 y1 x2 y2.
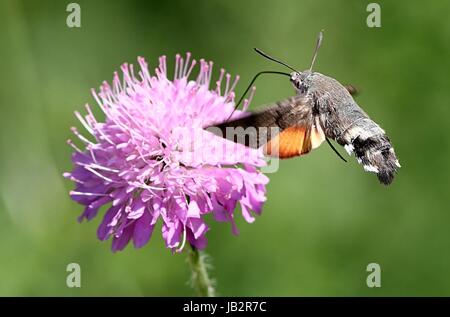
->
350 134 400 185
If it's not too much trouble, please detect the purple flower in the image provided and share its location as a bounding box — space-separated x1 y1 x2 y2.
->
64 53 269 252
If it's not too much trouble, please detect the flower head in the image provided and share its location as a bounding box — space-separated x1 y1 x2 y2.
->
65 53 269 252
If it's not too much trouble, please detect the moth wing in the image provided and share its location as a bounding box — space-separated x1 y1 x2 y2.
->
264 115 325 159
208 95 325 159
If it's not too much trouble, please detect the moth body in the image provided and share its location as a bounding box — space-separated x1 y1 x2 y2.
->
290 70 400 184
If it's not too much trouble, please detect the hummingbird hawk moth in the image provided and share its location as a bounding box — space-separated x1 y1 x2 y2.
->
210 31 400 185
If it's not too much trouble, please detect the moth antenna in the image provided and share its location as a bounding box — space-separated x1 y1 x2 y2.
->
254 48 300 73
325 137 347 163
225 70 290 122
309 30 324 72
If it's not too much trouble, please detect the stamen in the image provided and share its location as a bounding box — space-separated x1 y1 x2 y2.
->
159 55 167 75
224 73 231 96
74 111 94 135
228 75 240 96
70 191 109 197
131 182 166 191
121 63 135 88
196 59 207 84
218 68 225 85
88 163 119 173
202 63 209 85
178 57 184 79
225 91 235 103
84 104 97 122
85 166 114 183
91 88 103 108
174 54 180 80
242 99 250 112
113 71 122 94
247 86 256 104
207 61 214 87
163 55 167 74
63 173 85 184
137 56 151 83
129 63 136 84
67 139 82 153
186 59 197 78
88 146 98 164
183 52 191 77
71 127 95 145
96 127 115 146
154 66 161 79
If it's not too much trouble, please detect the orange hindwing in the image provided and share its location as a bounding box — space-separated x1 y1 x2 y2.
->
263 120 325 159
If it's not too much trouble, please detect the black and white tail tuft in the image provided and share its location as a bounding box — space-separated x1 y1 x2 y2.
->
347 135 400 185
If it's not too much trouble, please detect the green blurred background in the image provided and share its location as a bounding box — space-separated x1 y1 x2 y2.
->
0 0 449 296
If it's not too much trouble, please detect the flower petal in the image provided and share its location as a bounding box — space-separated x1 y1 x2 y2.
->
133 211 154 248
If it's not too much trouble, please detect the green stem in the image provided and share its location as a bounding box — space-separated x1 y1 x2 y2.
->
187 245 216 297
